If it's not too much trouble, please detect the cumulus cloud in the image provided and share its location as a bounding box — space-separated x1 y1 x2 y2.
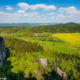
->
58 6 80 15
6 6 13 10
30 4 56 10
0 11 11 15
0 4 80 23
0 11 39 23
18 3 29 10
0 11 23 17
24 13 29 16
0 11 5 14
57 14 73 18
47 12 55 15
18 2 56 11
24 12 38 16
0 10 38 18
18 10 26 14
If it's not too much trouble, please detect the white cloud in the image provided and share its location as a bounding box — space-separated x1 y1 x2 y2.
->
0 11 22 17
30 4 56 10
58 6 80 15
57 14 73 18
17 9 38 16
29 12 38 16
0 11 39 23
22 11 38 17
0 10 38 18
0 5 80 23
24 13 29 16
18 2 56 11
0 11 11 15
18 3 30 10
18 10 26 14
6 6 13 10
0 11 4 14
47 12 55 15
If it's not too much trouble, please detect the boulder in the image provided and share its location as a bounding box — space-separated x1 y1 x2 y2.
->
56 67 67 79
37 58 48 68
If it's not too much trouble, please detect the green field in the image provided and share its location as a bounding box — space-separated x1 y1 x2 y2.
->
16 36 80 54
2 31 80 54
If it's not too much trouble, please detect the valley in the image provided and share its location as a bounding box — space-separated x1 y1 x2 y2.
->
0 23 80 80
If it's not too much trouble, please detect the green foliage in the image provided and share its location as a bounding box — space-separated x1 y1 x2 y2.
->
0 60 27 80
30 23 80 33
3 37 43 53
0 22 80 37
0 23 80 80
5 48 80 80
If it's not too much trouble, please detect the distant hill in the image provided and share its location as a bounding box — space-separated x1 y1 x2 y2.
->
0 23 42 26
30 22 80 33
0 22 80 33
0 23 58 27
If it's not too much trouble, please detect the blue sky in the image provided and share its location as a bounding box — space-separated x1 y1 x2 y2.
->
0 0 80 23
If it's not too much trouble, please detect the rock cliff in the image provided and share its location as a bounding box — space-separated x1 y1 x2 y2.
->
0 37 6 67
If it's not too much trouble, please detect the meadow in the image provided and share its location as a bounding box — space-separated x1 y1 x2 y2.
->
16 35 80 54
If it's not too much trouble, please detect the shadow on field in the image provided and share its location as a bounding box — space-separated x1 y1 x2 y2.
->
42 70 62 80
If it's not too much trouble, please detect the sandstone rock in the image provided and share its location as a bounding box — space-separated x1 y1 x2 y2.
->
37 58 48 68
56 67 67 79
62 72 67 79
0 37 6 67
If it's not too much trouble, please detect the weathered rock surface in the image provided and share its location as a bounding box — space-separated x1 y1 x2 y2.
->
0 37 6 67
56 67 67 79
37 58 48 68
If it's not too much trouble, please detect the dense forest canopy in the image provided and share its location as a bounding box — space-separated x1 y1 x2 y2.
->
30 22 80 33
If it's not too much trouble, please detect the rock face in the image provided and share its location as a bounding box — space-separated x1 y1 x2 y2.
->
37 58 48 68
56 67 67 79
0 37 6 67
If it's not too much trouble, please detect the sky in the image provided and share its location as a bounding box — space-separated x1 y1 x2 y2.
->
0 0 80 23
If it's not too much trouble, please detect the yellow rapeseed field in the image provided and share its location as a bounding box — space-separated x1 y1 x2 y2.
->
53 33 80 47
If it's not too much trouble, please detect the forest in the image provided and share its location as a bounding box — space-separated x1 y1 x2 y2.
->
0 22 80 80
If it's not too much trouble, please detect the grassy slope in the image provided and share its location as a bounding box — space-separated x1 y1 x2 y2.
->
0 25 80 55
16 36 80 54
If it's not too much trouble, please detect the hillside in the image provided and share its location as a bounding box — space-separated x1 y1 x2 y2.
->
0 23 80 80
0 23 80 34
30 22 80 33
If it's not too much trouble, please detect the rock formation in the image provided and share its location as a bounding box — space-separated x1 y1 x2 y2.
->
56 67 67 79
37 58 48 68
0 37 6 67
